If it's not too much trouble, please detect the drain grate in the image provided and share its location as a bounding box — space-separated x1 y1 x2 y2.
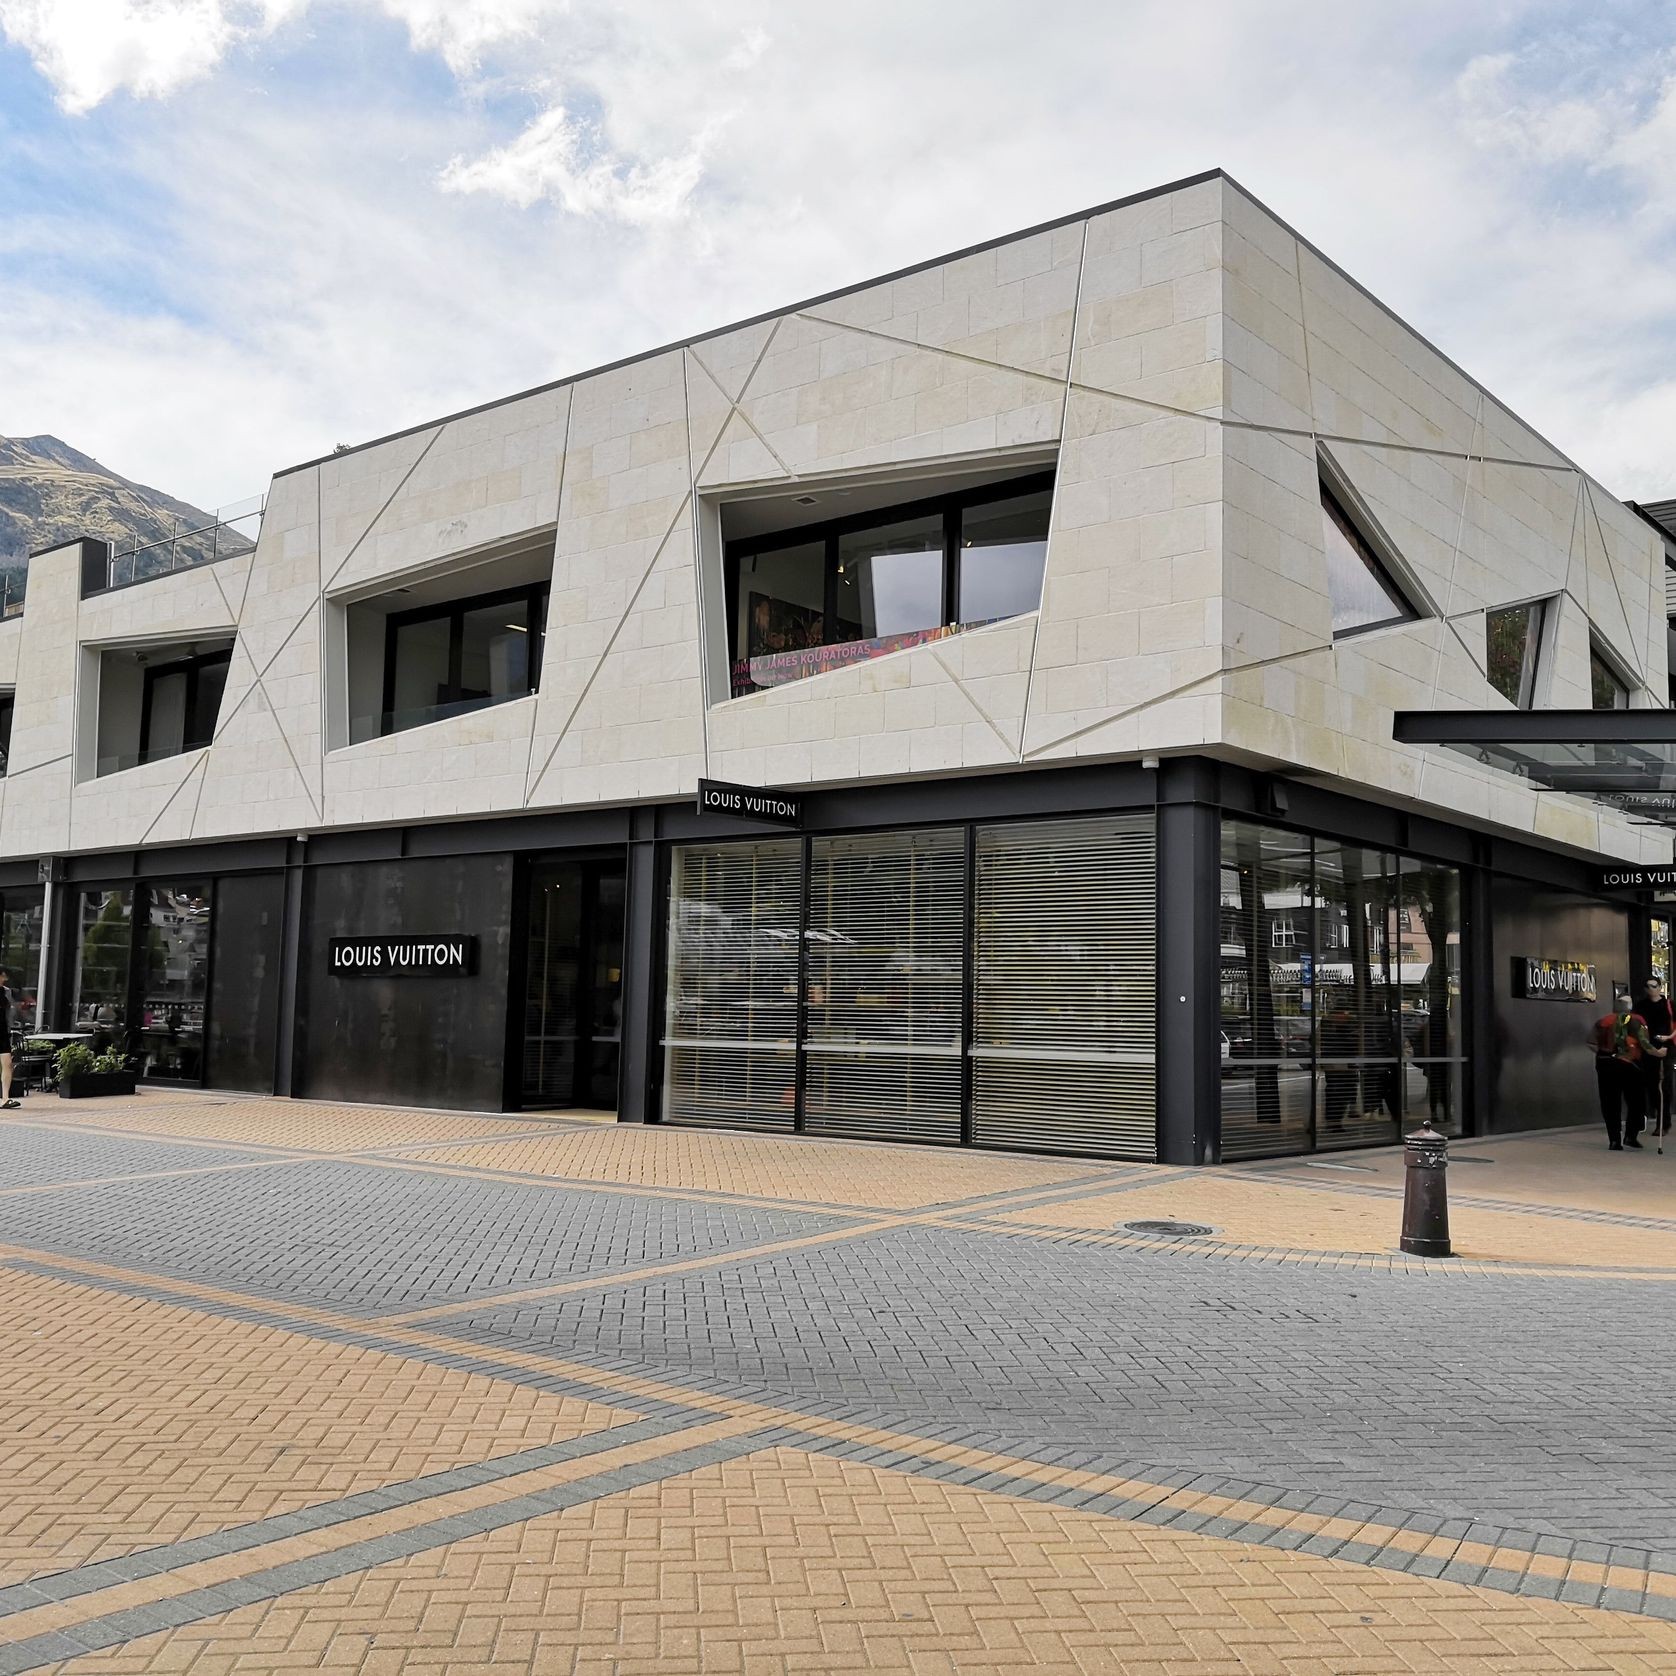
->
1124 1219 1216 1238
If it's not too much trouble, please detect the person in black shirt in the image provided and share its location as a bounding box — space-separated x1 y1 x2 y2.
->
0 967 16 1108
1633 976 1675 1136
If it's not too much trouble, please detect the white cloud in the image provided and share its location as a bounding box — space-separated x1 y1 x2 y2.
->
0 0 299 113
438 104 708 222
1 0 1673 515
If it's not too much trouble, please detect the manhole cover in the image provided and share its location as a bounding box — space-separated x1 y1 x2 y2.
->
1124 1219 1215 1238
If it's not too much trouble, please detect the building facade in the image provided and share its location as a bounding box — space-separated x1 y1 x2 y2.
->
1 169 1668 1162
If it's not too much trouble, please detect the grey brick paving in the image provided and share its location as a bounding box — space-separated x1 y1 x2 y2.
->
0 1125 257 1190
0 1160 849 1315
449 1223 1676 1549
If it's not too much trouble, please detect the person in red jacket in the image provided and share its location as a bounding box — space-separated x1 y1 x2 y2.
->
1590 993 1662 1149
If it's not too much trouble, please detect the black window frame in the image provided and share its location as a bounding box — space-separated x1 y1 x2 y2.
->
1318 478 1419 639
723 469 1056 696
379 581 549 739
139 647 232 764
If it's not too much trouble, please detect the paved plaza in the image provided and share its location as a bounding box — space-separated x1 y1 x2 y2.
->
1 1093 1673 1673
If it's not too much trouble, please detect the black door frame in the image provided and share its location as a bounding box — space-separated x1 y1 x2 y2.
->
512 849 627 1111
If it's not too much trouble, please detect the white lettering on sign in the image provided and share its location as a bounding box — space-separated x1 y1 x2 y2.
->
695 778 802 827
329 936 476 977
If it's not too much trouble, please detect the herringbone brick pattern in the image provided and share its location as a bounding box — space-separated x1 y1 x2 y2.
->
0 1266 630 1586
998 1172 1676 1268
35 1450 1676 1675
396 1125 1104 1211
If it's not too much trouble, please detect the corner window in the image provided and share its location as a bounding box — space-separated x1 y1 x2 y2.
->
1319 480 1417 636
378 584 547 739
1589 642 1630 710
727 473 1053 697
1485 600 1546 708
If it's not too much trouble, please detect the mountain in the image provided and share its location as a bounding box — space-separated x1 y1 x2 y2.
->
0 435 250 574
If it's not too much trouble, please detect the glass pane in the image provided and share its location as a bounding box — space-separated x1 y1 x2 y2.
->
524 862 582 1105
957 490 1051 624
835 515 943 642
1401 859 1462 1063
144 671 188 761
662 840 802 1129
72 887 133 1050
0 696 13 775
187 656 229 749
1316 1062 1401 1147
803 829 965 1144
1218 820 1314 1158
588 869 625 1109
1486 603 1539 706
733 542 827 695
389 615 454 730
1653 918 1671 989
458 602 533 705
0 888 43 1036
1321 486 1411 634
1401 1060 1462 1135
1590 648 1629 710
136 882 210 1079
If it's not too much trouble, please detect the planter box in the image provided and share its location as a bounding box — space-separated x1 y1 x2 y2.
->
58 1072 138 1099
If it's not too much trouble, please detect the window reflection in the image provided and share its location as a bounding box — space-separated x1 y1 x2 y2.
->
727 473 1053 697
1220 821 1465 1158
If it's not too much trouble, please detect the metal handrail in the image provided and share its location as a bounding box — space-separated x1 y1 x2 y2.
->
105 493 265 591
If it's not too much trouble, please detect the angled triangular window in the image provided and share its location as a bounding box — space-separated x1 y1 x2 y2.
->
1319 479 1418 636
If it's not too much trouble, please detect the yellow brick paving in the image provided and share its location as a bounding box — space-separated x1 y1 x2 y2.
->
3 1092 1674 1672
0 1267 633 1587
32 1450 1676 1676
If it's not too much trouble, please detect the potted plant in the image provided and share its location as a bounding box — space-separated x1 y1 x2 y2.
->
54 1043 138 1099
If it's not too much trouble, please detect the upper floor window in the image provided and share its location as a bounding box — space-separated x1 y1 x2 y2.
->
142 647 231 763
93 637 234 778
1589 642 1630 710
726 472 1053 698
1485 600 1546 708
0 692 12 777
1320 480 1418 637
379 583 547 740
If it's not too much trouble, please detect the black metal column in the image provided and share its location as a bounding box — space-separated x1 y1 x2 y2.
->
616 806 661 1124
272 841 306 1097
1155 760 1221 1165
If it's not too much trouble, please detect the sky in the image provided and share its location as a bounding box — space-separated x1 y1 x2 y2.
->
0 0 1672 514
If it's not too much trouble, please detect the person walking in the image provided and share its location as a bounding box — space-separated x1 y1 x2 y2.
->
0 967 17 1109
1632 975 1675 1136
1590 991 1661 1149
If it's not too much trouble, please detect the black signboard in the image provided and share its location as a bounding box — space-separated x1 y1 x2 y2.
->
1597 865 1676 891
696 778 802 828
329 935 478 977
1512 956 1597 1003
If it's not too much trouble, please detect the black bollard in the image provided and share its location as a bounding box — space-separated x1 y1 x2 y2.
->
1399 1120 1452 1257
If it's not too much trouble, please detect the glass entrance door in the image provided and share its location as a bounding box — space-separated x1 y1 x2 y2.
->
521 858 625 1110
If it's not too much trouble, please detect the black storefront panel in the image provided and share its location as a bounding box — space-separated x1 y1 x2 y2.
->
1489 878 1633 1135
297 854 515 1110
207 872 285 1093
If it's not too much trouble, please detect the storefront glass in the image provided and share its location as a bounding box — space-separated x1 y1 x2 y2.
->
662 813 1159 1159
802 829 965 1144
1220 820 1465 1158
0 887 43 1037
69 881 213 1079
522 858 624 1110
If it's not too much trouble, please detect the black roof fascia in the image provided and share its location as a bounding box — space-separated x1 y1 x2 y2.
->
1395 710 1676 747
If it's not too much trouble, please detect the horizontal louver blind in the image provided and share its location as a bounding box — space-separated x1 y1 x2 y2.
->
662 840 801 1130
1666 560 1676 618
803 828 965 1144
972 813 1157 1159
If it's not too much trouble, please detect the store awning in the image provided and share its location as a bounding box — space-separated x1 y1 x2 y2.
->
1393 709 1676 829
